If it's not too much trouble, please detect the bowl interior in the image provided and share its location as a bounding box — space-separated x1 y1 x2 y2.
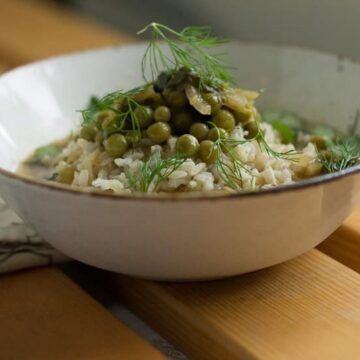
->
0 42 359 172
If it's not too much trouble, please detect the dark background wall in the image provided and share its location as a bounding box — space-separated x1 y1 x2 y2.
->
53 0 360 58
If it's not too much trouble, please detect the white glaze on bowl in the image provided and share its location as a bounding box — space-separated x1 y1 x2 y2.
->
0 42 359 280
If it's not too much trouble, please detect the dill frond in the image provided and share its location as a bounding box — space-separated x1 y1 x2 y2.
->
318 136 360 172
126 151 186 193
79 87 146 138
256 127 300 161
137 22 234 89
208 123 254 189
318 111 360 172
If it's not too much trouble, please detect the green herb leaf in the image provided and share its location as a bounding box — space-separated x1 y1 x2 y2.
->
256 127 300 161
318 136 360 172
35 144 60 158
137 22 234 89
312 125 336 139
262 110 305 143
207 122 253 189
126 151 186 193
271 120 296 143
317 112 360 172
80 87 146 138
28 144 61 164
89 95 100 107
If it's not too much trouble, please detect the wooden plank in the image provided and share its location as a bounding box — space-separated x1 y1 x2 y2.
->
0 267 165 360
113 250 360 360
0 0 131 66
318 208 360 273
0 60 11 73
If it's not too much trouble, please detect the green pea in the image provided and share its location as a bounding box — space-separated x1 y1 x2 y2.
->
57 165 75 184
244 120 258 138
212 109 236 131
310 135 327 150
113 96 124 111
175 134 199 157
80 127 97 141
147 122 171 144
132 85 161 104
95 131 104 143
172 112 193 134
190 122 209 141
101 118 117 131
207 127 228 141
202 92 222 113
134 106 153 129
199 140 217 164
126 131 141 144
303 162 323 178
104 134 129 158
96 110 115 127
233 108 252 124
164 90 188 107
154 106 171 122
100 112 117 129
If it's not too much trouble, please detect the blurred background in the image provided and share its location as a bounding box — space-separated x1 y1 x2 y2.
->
1 0 360 71
52 0 360 57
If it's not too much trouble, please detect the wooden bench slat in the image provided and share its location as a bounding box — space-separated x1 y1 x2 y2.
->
113 250 360 360
318 208 360 273
0 5 164 359
0 0 130 66
0 267 165 360
0 60 11 73
2 2 360 360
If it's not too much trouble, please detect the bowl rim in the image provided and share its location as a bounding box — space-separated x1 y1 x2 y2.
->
1 40 360 202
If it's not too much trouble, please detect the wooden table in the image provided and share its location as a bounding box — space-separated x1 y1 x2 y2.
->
1 1 360 359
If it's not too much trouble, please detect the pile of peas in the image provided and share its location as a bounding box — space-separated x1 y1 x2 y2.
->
80 72 258 163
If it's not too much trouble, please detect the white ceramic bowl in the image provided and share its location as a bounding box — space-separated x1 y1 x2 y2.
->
0 42 360 280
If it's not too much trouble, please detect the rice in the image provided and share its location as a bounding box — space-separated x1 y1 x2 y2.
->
48 122 317 194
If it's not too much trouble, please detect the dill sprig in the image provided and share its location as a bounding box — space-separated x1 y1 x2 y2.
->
126 151 186 192
207 121 301 189
318 137 360 172
208 123 254 189
318 112 360 172
256 127 300 161
80 87 145 137
137 22 234 89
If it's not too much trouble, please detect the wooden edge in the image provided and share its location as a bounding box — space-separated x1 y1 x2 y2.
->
0 0 132 66
111 250 360 360
0 267 165 359
0 60 11 73
318 208 360 272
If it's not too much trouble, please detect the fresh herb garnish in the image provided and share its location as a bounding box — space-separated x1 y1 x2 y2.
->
80 87 146 138
312 125 336 139
256 127 300 161
262 110 304 143
318 112 360 172
207 123 253 189
27 144 61 164
138 22 234 89
271 121 296 143
318 136 360 172
126 151 186 192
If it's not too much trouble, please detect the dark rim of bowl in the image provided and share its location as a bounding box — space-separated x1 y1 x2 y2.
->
1 41 360 202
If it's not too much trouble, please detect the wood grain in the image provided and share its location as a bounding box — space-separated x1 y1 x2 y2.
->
114 250 360 360
0 0 131 66
0 6 164 360
318 208 360 273
0 267 165 360
2 2 360 360
0 60 11 73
